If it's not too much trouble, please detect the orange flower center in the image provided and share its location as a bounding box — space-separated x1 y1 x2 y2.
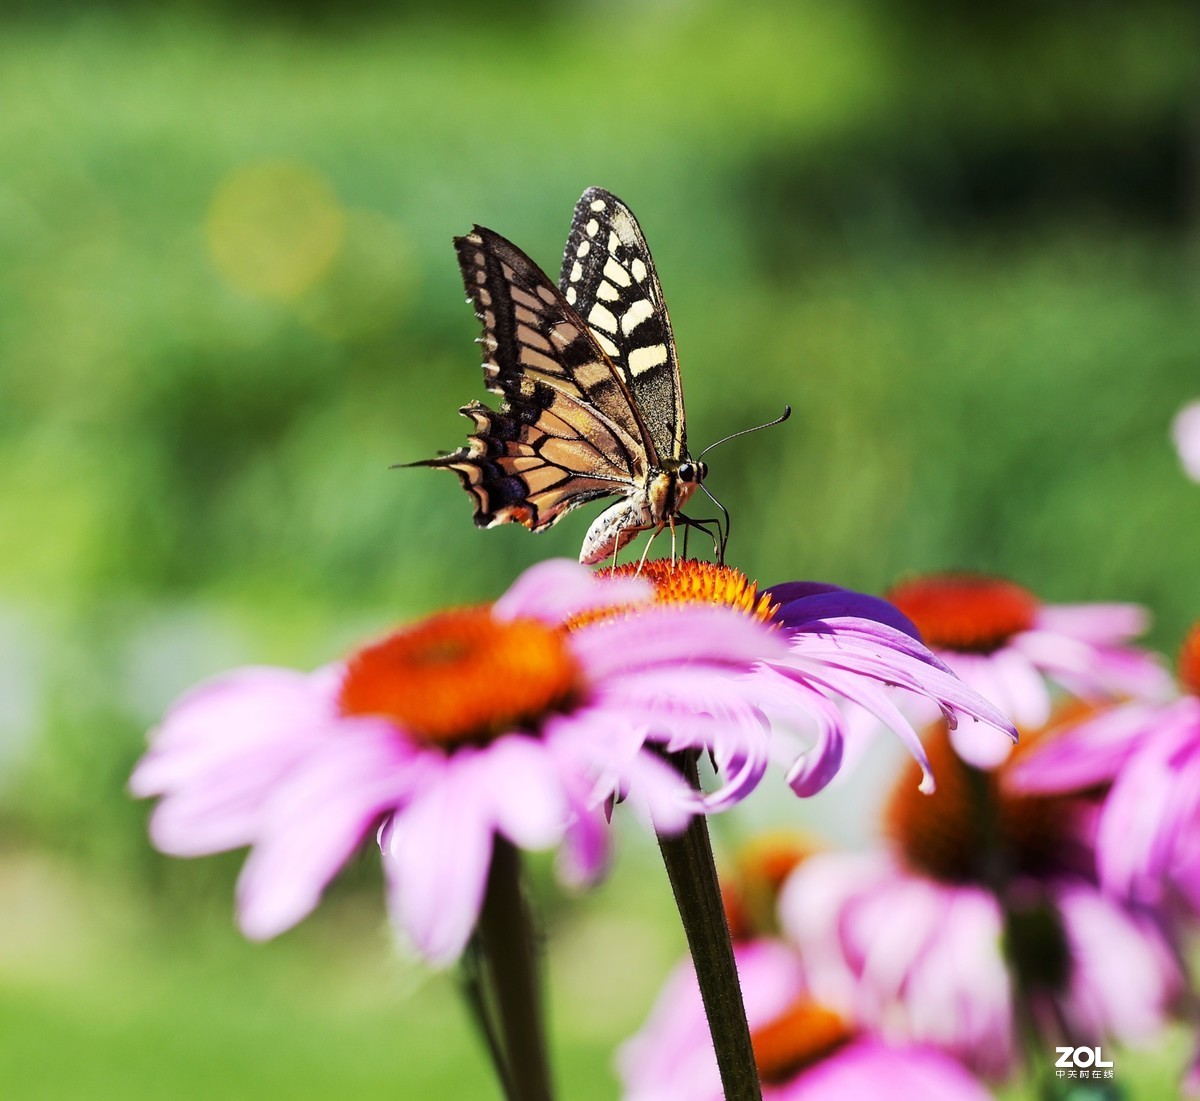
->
1179 621 1200 696
338 607 581 748
885 724 1070 886
750 998 854 1085
886 572 1039 653
723 832 820 942
607 559 778 622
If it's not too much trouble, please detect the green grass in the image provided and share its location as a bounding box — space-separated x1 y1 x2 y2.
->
0 844 688 1100
2 3 1199 1097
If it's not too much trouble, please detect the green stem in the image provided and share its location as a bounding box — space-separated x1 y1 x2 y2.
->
475 837 555 1101
459 941 516 1101
657 750 762 1101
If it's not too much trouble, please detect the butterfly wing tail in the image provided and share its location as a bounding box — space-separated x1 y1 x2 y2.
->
406 402 538 530
408 401 614 533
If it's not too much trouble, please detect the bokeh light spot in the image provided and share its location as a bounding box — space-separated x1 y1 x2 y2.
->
205 160 344 301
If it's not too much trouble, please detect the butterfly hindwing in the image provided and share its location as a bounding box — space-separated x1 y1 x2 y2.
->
430 400 627 532
560 187 686 462
413 227 655 533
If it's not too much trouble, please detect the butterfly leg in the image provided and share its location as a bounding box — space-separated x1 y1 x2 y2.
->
695 484 731 563
676 514 724 563
633 523 667 576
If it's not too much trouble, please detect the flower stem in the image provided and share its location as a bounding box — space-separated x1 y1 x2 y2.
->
459 943 516 1101
475 836 555 1101
657 750 762 1101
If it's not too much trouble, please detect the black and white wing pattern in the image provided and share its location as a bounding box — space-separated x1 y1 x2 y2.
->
412 223 657 533
559 187 686 462
413 188 703 564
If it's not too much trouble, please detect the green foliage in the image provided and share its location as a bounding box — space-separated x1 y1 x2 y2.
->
2 2 1198 1096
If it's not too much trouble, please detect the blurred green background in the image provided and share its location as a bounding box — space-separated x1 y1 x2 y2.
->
3 0 1198 1096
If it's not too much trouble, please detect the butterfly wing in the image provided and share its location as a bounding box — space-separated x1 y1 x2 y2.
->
414 227 656 533
560 187 687 462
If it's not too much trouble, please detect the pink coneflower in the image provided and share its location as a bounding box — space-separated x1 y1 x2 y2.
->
878 572 1171 766
1173 400 1200 482
614 562 1016 796
1011 620 1200 916
130 559 786 965
618 937 994 1101
780 724 1183 1079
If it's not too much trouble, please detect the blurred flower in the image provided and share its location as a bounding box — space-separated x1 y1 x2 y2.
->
618 937 993 1101
721 831 824 942
131 560 783 965
879 572 1171 766
613 561 1016 798
1173 400 1200 482
1011 620 1200 916
780 724 1183 1078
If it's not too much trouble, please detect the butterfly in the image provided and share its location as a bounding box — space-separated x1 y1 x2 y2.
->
413 187 710 565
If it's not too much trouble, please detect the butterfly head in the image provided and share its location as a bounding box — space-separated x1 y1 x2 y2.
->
675 459 708 486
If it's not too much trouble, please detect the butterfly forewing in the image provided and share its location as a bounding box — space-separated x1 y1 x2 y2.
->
560 187 686 461
412 227 656 533
413 189 702 564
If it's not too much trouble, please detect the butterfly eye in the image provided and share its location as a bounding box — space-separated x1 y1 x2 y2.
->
697 461 708 481
678 462 696 482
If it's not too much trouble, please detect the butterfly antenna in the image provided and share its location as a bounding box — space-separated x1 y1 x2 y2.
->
696 405 792 460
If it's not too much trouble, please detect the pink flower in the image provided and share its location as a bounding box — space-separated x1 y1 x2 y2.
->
779 726 1184 1078
618 937 993 1101
131 555 1018 965
1173 400 1200 482
1010 621 1200 916
131 560 785 964
619 563 1017 798
876 573 1171 767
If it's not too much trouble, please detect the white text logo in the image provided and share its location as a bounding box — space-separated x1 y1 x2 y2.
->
1055 1047 1114 1068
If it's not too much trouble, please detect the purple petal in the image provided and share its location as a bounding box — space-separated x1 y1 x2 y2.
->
132 667 351 855
787 1041 994 1101
1015 629 1173 702
617 749 702 833
476 735 569 850
782 691 847 797
1005 700 1169 796
1055 883 1183 1043
700 726 772 812
131 666 337 793
767 660 935 793
767 581 923 640
557 800 610 888
787 617 955 678
949 716 1021 769
786 619 1018 736
982 648 1051 730
1034 603 1150 644
384 756 495 966
1094 707 1200 902
569 604 786 679
235 728 425 940
619 939 806 1101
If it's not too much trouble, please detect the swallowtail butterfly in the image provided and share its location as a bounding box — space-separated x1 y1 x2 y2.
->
414 187 707 565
